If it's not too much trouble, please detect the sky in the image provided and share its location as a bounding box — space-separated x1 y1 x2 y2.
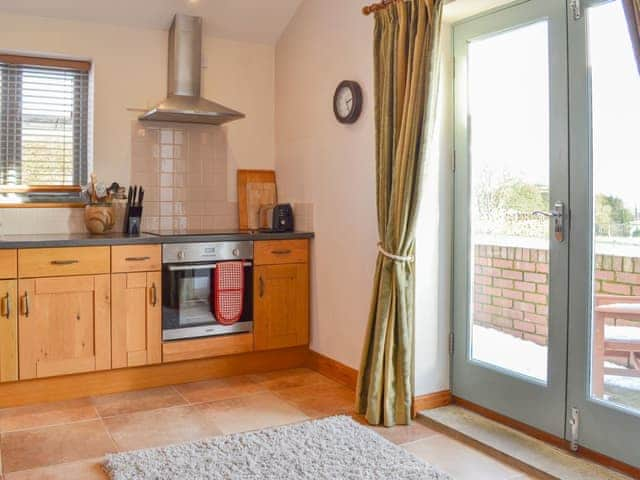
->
467 0 640 212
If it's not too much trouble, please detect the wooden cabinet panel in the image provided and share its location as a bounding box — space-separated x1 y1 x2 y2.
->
254 239 309 266
254 263 309 350
0 280 18 382
0 250 17 279
18 247 110 278
162 333 254 363
111 271 161 369
111 245 161 273
18 275 111 380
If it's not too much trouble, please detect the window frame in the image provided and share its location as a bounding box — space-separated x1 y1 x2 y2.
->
0 54 90 206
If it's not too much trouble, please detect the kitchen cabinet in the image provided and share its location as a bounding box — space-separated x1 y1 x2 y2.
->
111 271 162 368
254 240 309 351
18 274 111 380
0 279 18 382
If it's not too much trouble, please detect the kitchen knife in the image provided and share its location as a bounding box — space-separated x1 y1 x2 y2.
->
137 187 144 207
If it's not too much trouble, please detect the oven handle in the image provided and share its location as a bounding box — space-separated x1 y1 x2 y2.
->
167 262 253 272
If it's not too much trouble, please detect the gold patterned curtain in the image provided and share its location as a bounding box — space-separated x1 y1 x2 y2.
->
623 0 640 73
356 0 443 427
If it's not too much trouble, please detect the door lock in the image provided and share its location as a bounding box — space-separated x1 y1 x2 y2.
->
532 202 566 242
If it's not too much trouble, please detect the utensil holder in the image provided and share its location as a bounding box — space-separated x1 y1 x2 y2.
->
124 206 143 235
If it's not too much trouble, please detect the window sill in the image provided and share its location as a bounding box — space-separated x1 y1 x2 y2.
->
0 202 85 209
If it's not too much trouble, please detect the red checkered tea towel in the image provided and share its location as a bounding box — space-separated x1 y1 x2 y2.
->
214 261 245 325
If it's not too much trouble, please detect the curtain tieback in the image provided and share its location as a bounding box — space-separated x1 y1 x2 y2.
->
377 243 414 263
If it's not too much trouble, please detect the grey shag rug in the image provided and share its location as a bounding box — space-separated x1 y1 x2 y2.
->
104 415 452 480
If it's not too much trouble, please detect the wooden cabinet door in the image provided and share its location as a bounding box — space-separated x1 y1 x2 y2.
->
111 272 161 368
18 275 111 380
0 280 18 382
254 263 309 350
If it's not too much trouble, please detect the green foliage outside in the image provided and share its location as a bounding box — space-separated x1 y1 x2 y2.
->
475 176 637 239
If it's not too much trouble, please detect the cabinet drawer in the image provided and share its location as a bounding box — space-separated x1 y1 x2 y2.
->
254 240 309 265
112 245 161 273
18 247 110 278
162 333 254 363
0 250 17 279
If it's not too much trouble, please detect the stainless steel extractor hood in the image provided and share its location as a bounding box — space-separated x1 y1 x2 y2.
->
140 14 245 125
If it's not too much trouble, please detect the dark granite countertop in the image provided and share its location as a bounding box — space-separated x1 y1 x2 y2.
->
0 231 314 249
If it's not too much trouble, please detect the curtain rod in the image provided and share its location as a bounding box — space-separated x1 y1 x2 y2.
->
362 0 400 16
362 0 451 15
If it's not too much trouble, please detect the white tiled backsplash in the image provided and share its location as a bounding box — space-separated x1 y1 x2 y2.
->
0 208 85 235
131 122 239 231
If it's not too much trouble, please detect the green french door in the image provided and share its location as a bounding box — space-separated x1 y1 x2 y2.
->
453 0 640 468
452 0 570 438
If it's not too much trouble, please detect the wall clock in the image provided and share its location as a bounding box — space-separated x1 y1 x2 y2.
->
333 80 363 124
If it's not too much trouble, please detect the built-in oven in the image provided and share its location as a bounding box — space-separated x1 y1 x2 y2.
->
162 241 253 341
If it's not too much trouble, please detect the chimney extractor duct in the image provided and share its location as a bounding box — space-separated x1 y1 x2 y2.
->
140 14 245 125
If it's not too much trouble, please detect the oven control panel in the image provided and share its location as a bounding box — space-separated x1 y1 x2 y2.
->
163 241 253 264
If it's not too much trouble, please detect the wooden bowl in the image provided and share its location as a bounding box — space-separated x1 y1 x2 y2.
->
84 204 115 234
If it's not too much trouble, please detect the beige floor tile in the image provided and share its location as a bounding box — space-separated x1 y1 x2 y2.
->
175 375 265 404
403 433 527 480
103 404 221 451
1 420 116 473
197 391 309 434
91 386 187 417
4 458 107 479
353 415 440 445
248 368 334 391
0 398 98 433
275 382 356 418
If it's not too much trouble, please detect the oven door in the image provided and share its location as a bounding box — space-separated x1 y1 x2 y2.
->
162 262 253 341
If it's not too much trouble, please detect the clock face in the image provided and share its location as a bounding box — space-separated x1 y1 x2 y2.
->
336 87 354 118
333 81 362 124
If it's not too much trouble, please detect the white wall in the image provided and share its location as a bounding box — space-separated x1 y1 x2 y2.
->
0 12 275 233
275 0 377 371
275 0 453 395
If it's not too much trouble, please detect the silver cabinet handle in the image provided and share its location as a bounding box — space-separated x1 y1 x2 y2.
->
22 291 29 317
126 256 150 262
532 202 565 242
50 260 79 265
259 276 265 298
150 283 157 306
2 292 9 319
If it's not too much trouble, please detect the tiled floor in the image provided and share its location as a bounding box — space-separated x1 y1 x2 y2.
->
0 368 536 479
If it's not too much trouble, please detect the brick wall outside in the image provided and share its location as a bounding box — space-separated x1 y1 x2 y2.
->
474 244 640 345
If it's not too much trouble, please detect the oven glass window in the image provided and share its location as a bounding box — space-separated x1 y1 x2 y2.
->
178 270 214 326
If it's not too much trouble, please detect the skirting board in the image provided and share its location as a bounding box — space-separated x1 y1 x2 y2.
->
306 350 358 389
305 350 452 419
0 346 309 409
412 390 453 418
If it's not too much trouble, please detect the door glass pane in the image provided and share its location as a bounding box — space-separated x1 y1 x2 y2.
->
468 21 550 382
589 1 640 413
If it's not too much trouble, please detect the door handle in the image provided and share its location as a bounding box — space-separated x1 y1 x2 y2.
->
2 292 9 319
22 291 29 318
532 202 565 242
150 283 157 306
259 276 265 298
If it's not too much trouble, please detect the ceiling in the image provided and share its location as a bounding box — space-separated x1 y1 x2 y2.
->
0 0 304 45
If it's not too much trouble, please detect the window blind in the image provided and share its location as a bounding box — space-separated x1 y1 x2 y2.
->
0 58 89 189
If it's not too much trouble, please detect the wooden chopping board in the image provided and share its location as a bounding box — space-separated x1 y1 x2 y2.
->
237 169 277 230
